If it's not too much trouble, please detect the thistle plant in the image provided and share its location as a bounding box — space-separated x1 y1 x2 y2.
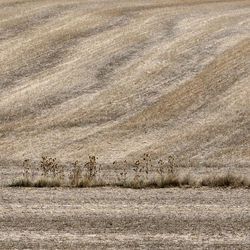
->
70 160 82 186
22 159 31 180
84 156 98 180
40 156 64 180
167 155 178 174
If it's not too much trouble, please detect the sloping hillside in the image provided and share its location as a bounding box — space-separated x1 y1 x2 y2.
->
0 0 249 167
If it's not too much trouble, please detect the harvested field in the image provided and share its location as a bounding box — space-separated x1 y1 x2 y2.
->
1 187 250 249
1 0 250 248
0 0 249 166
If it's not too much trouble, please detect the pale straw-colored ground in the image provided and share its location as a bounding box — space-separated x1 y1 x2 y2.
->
0 0 249 167
0 187 249 249
0 0 250 249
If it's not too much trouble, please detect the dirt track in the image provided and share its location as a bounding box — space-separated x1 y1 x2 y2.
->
1 187 249 249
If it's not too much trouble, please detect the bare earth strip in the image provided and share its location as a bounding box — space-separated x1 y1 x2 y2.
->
0 187 249 249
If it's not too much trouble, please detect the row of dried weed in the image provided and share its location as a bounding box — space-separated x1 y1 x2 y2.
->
11 154 250 188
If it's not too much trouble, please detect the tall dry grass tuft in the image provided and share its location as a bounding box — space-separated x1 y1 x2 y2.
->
201 172 250 188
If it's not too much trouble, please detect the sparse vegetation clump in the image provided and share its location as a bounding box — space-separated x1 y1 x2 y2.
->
10 154 250 189
200 172 249 188
11 157 65 187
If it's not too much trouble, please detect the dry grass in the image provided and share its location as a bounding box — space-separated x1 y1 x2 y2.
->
10 178 62 188
200 172 250 188
10 155 250 188
0 0 249 168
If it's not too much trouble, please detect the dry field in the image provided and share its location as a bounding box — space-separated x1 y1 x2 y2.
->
0 0 250 249
0 0 249 166
0 187 250 249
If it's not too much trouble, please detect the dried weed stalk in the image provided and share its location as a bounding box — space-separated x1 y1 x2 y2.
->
11 154 250 189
